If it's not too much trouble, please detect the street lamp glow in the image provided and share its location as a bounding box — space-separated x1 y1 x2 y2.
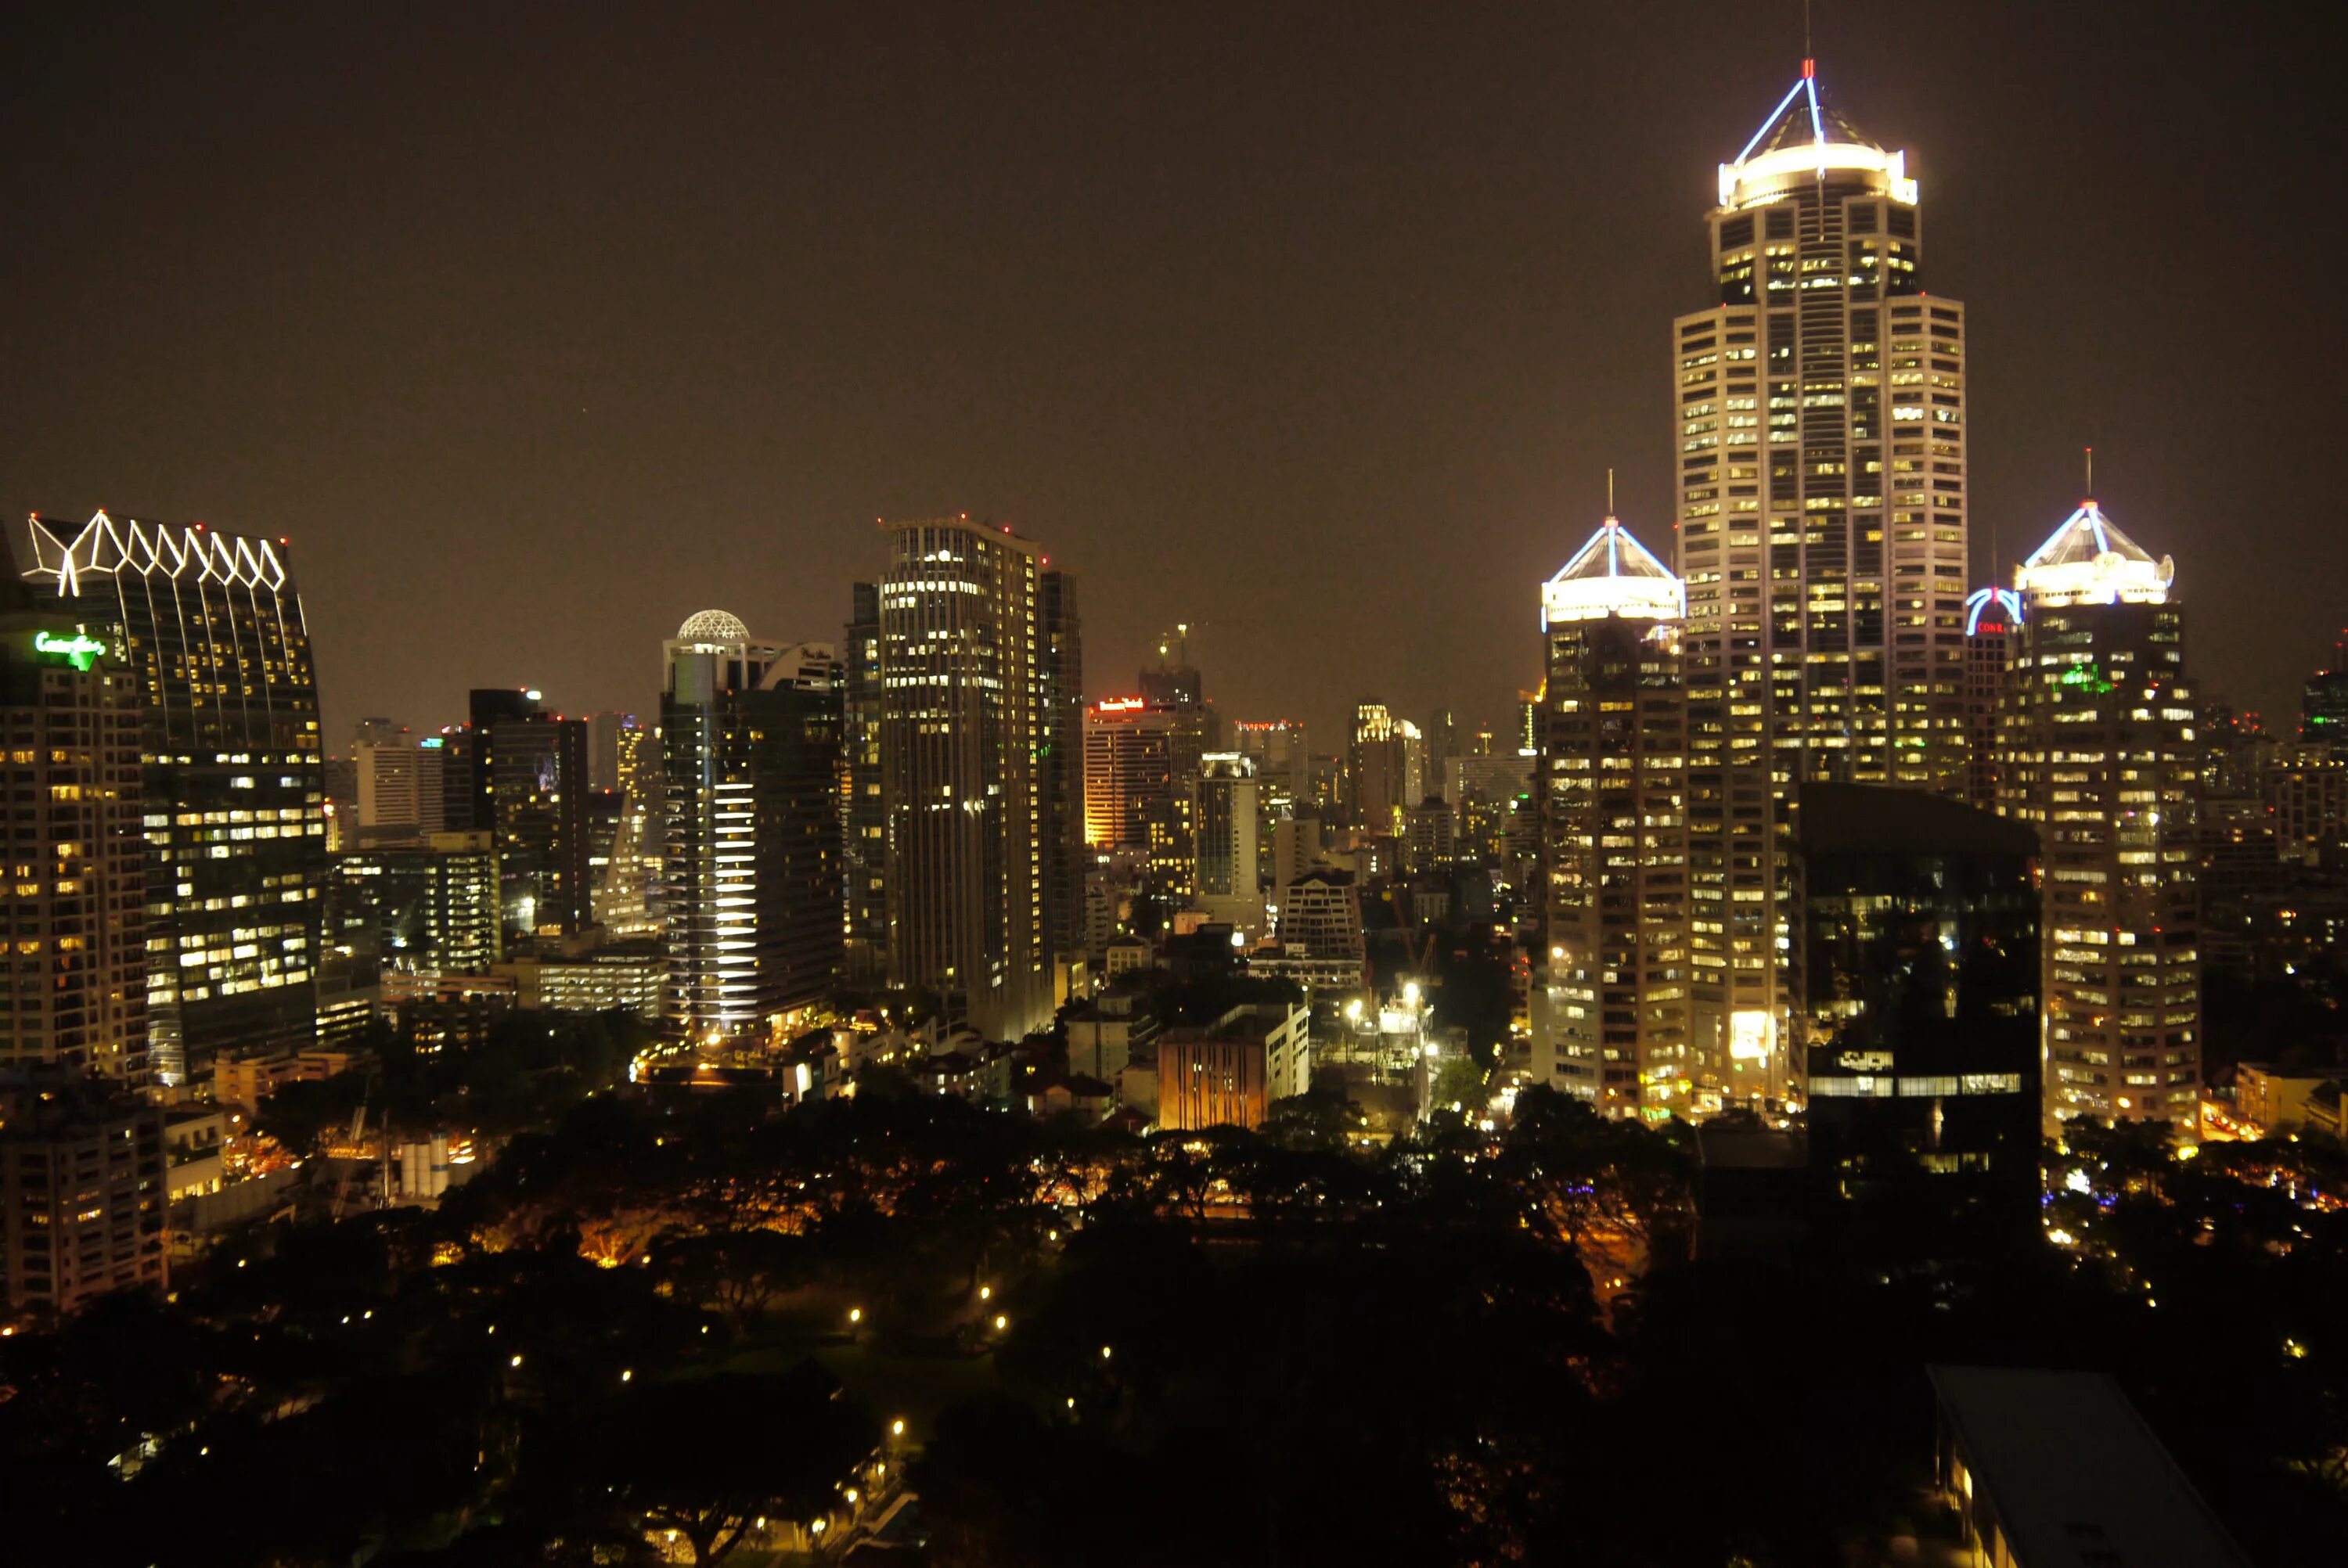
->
891 1418 906 1437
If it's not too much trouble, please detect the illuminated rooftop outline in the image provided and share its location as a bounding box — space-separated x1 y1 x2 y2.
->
1718 59 1917 210
1541 516 1685 628
2015 499 2175 607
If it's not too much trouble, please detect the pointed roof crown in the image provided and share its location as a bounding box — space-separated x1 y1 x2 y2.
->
1717 61 1916 210
2015 500 2175 607
1541 516 1685 628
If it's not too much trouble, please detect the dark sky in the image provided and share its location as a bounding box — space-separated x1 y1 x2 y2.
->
3 2 2338 748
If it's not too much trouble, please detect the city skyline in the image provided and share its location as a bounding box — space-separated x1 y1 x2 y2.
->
4 4 2340 750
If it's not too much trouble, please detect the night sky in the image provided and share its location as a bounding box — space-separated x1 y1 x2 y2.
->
3 3 2338 748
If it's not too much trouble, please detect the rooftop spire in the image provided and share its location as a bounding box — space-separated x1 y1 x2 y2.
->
1541 507 1685 628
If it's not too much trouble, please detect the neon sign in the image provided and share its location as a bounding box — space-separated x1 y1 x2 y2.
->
1094 696 1147 714
33 631 107 670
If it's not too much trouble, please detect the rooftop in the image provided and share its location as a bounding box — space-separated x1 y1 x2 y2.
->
1540 516 1684 628
1718 61 1916 210
2015 500 2174 607
1929 1365 2249 1568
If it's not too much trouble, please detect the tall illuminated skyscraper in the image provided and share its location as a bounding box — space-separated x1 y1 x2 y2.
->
1671 62 1969 1099
0 571 147 1084
1998 497 2200 1133
21 511 325 1085
1039 568 1086 981
1532 513 1691 1115
878 517 1052 1041
660 612 843 1044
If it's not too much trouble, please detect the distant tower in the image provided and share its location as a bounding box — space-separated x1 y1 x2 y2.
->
660 611 844 1044
21 511 324 1085
1673 63 1971 1106
1999 495 2200 1133
1533 512 1692 1115
878 518 1053 1041
1961 587 2023 811
1039 569 1086 983
843 583 887 979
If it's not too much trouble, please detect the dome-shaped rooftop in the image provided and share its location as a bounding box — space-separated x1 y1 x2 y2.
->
676 609 750 642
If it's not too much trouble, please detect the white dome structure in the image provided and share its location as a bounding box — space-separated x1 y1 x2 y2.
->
676 609 751 642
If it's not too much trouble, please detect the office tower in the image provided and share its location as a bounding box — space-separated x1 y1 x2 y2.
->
1233 719 1308 817
1039 568 1086 978
1532 514 1691 1113
1672 65 1970 1097
466 689 592 943
0 1082 167 1314
1191 753 1262 934
0 577 147 1082
1348 702 1407 831
355 736 446 845
586 710 626 795
1961 588 2022 812
661 612 844 1044
22 511 325 1086
1998 497 2199 1132
336 829 502 973
1271 816 1322 898
2301 664 2348 756
843 583 887 978
877 518 1052 1041
594 717 660 937
1083 696 1179 869
435 727 479 833
495 714 591 941
1426 708 1457 780
1800 782 2040 1242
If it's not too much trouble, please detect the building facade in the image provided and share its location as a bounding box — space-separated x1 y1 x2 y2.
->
661 613 844 1043
878 518 1053 1041
1998 499 2200 1132
0 579 148 1082
1039 569 1086 982
1532 515 1693 1113
844 582 887 978
1671 64 1970 1103
22 512 325 1085
1 1086 168 1315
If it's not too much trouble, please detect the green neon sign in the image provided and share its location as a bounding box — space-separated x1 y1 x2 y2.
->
33 631 108 671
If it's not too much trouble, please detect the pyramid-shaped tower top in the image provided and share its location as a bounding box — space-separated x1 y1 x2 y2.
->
1718 60 1917 210
2015 498 2175 608
1541 516 1685 628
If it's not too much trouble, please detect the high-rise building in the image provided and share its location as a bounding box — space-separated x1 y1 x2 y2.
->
495 714 592 942
354 735 446 845
1348 702 1409 832
1191 753 1262 935
1039 569 1086 980
1672 64 1971 1102
1272 869 1364 973
1961 588 2022 812
593 717 660 937
1799 782 2041 1244
1998 498 2200 1132
336 829 502 974
843 583 887 979
1083 697 1179 868
0 576 147 1083
661 612 844 1045
2300 664 2348 757
22 511 325 1085
878 518 1053 1041
586 710 627 795
1532 515 1692 1113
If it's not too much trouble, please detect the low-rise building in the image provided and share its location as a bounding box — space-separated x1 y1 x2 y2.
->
1 1084 167 1315
1928 1365 2249 1568
1155 998 1310 1131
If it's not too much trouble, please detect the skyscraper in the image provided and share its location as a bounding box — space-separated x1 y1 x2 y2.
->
1083 697 1179 863
1348 701 1408 832
1998 497 2200 1133
878 517 1052 1041
1191 752 1263 935
1671 62 1969 1099
0 573 147 1083
465 689 592 943
660 612 844 1044
1532 514 1692 1114
1039 568 1086 982
22 511 325 1085
1962 587 2023 811
843 583 888 978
